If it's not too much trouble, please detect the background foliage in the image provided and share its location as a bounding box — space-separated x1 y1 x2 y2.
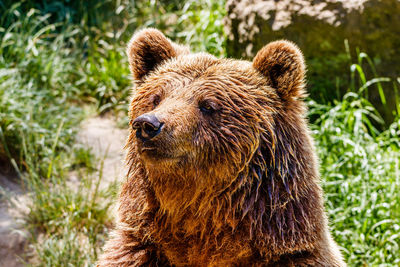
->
0 0 399 266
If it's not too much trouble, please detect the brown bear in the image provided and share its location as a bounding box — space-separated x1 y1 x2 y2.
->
97 28 346 266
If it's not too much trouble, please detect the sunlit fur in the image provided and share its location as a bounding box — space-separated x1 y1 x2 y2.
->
98 29 346 266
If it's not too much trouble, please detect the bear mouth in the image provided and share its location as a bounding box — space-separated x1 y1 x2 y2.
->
141 146 157 152
139 143 159 155
138 145 188 166
138 142 175 160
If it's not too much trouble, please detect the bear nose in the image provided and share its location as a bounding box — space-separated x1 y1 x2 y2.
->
132 114 163 140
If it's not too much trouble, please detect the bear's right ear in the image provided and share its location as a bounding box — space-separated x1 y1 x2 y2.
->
127 28 189 81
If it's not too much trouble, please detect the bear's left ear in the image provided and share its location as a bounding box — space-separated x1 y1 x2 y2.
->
253 40 306 101
127 28 189 81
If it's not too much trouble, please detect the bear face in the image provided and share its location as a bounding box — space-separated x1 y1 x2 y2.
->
128 29 306 193
130 57 274 180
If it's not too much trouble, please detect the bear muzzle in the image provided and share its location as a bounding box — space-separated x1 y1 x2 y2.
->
132 114 164 142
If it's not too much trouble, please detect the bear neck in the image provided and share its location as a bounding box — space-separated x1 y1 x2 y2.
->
234 110 326 254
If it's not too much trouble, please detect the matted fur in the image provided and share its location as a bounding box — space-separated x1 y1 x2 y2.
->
98 28 346 266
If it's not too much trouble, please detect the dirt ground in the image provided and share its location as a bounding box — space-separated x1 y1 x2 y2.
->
75 116 128 188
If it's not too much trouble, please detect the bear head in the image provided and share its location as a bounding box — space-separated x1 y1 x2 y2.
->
126 29 312 217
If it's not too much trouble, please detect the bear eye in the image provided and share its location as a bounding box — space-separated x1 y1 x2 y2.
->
151 95 161 107
199 101 215 115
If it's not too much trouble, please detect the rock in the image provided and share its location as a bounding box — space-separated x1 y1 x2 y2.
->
224 0 400 114
0 173 29 267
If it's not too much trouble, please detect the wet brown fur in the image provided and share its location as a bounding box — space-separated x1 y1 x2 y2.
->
98 28 346 266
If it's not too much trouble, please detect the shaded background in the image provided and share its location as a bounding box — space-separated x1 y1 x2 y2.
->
0 0 399 266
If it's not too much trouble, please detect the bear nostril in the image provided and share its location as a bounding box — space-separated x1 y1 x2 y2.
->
132 121 142 129
132 114 162 140
143 122 157 133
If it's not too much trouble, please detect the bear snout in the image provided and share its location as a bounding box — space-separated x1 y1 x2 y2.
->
132 114 163 141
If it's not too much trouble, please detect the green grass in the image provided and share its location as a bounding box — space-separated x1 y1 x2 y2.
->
310 81 400 265
0 9 81 173
25 155 117 266
0 0 399 266
0 3 119 266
